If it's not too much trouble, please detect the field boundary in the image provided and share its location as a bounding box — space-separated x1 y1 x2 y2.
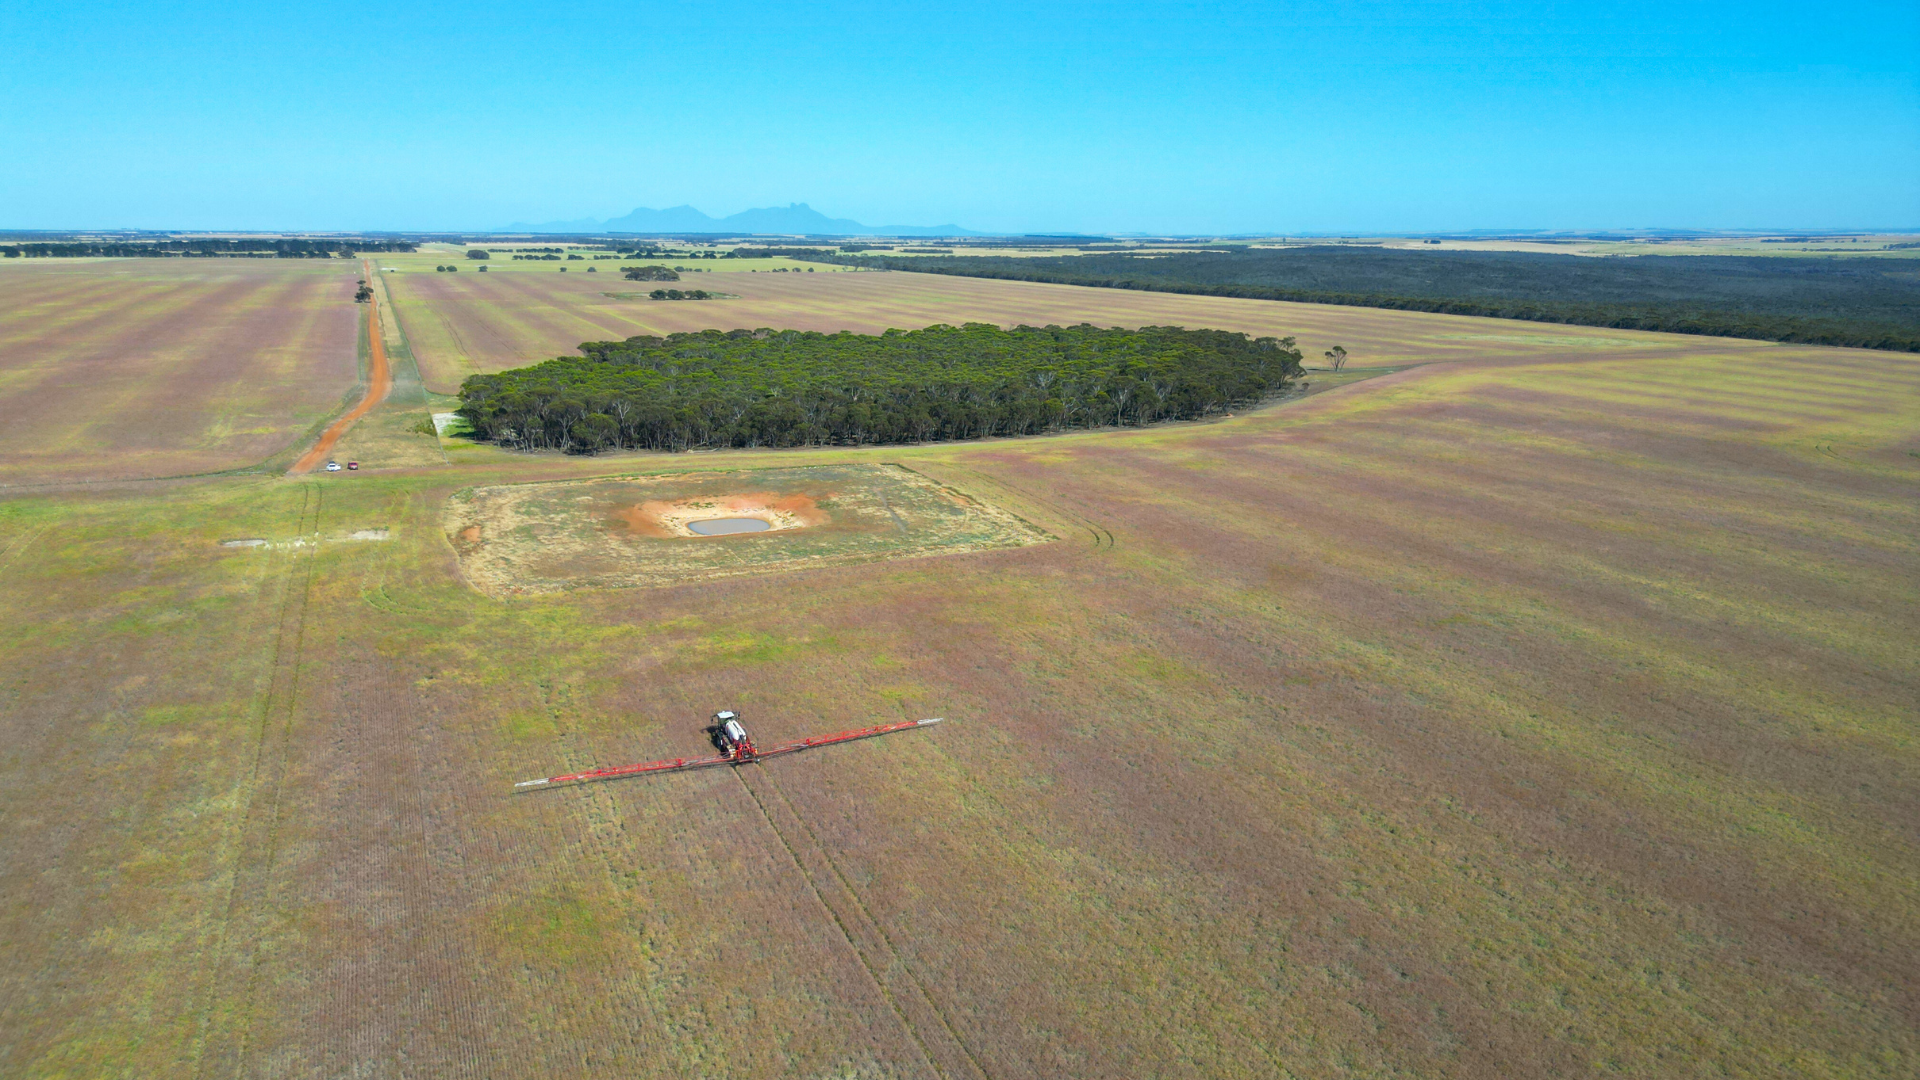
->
924 463 1111 550
444 463 1053 596
291 260 392 473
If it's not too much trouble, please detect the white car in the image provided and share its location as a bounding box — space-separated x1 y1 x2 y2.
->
325 461 343 472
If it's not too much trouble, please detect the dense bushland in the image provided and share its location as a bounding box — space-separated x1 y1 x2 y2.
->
457 323 1304 452
804 247 1920 352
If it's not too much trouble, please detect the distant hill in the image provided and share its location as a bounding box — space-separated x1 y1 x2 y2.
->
601 205 733 233
499 202 977 237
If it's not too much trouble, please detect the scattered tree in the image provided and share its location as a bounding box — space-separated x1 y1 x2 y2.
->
466 249 490 260
1324 345 1348 371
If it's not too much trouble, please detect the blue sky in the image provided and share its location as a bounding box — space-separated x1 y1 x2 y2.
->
2 1 1915 233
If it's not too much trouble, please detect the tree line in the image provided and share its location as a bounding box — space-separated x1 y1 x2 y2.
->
457 323 1304 453
723 246 834 260
799 247 1920 353
1 239 417 258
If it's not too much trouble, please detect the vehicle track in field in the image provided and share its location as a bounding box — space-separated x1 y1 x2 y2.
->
734 765 991 1080
189 482 323 1079
936 461 1115 550
291 259 391 474
757 766 996 1080
0 523 52 580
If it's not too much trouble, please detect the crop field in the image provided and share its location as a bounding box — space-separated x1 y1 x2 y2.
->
0 258 364 485
447 464 1050 596
384 260 1679 392
0 292 1915 1079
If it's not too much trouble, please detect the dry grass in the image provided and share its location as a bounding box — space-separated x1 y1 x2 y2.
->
0 259 363 485
0 298 1914 1078
445 464 1049 596
384 263 1680 393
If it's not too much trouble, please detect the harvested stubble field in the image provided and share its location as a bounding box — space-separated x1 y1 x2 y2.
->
0 259 363 485
447 464 1049 596
385 262 1677 392
0 302 1915 1079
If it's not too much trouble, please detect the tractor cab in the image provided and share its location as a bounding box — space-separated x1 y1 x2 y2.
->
710 710 758 761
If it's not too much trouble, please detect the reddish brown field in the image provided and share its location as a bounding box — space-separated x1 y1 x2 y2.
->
0 307 1914 1077
387 266 1674 392
0 259 362 486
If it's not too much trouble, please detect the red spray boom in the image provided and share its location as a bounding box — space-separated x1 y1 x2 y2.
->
514 712 942 790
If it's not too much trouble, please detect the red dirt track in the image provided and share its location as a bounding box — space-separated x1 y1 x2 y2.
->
292 262 390 473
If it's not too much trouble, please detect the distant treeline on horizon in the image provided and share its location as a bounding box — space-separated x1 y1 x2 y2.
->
801 246 1920 353
1 239 418 258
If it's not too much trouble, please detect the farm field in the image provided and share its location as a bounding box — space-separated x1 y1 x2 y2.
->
0 259 364 486
1 299 1915 1078
385 262 1682 392
448 463 1049 595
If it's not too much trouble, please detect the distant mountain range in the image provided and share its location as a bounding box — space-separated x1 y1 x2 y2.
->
498 202 978 237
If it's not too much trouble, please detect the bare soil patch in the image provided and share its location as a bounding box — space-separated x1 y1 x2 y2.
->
612 492 827 537
445 463 1049 596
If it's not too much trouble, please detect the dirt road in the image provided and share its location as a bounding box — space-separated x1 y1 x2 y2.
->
291 261 391 473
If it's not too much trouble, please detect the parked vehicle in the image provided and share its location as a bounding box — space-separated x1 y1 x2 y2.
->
325 461 342 472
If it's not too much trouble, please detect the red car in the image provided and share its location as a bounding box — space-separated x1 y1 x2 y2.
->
346 461 360 471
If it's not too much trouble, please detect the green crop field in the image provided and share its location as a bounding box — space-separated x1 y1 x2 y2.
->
0 259 365 486
0 271 1915 1077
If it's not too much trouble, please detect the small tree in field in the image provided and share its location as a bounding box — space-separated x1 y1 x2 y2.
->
466 249 490 260
354 280 373 303
1323 345 1348 372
